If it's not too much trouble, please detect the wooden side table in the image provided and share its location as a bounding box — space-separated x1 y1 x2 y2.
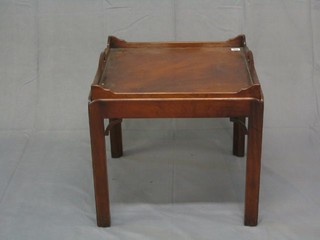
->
88 35 264 227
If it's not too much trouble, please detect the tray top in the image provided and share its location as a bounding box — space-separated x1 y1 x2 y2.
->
91 36 262 100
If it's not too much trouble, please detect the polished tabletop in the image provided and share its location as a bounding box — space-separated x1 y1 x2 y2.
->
91 36 261 100
101 47 251 94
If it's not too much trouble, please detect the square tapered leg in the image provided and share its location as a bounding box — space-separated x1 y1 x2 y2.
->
244 101 263 226
89 102 111 227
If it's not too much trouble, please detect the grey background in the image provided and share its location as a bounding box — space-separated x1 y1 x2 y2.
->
1 0 320 239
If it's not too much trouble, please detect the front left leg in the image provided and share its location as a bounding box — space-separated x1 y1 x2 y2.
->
89 102 111 227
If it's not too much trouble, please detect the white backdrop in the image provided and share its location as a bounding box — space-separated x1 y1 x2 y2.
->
1 0 320 239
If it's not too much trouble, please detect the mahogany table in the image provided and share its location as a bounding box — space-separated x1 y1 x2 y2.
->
88 35 264 227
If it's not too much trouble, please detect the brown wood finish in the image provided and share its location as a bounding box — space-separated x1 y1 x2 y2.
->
245 101 264 226
88 35 264 227
88 102 110 227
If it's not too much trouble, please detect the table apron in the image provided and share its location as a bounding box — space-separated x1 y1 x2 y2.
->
90 99 260 118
